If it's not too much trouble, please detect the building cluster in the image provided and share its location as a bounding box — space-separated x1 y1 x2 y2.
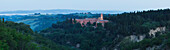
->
72 12 92 15
73 13 109 27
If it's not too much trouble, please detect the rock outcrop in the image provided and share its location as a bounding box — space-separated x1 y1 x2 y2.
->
149 27 166 37
130 35 146 42
129 27 166 42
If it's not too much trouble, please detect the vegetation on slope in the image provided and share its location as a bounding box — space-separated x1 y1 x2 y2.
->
1 9 170 50
0 20 75 50
40 9 170 50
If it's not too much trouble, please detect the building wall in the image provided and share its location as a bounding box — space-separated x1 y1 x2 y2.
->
73 14 109 27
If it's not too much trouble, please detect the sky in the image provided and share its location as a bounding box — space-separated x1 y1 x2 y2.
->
0 0 170 11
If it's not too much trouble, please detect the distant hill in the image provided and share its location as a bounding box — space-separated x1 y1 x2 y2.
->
0 9 122 14
0 13 112 31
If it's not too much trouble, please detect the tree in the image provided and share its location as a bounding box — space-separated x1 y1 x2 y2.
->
73 18 76 23
92 22 96 26
86 21 91 26
0 41 9 50
70 18 73 23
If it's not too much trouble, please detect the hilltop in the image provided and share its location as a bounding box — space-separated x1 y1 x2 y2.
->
40 9 170 50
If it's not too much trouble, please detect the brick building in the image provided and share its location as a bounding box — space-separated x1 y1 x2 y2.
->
73 13 109 27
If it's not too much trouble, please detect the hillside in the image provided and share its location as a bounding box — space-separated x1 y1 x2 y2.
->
40 9 170 50
1 9 170 50
0 20 76 50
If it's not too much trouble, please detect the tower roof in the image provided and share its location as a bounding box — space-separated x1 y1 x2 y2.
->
100 13 103 20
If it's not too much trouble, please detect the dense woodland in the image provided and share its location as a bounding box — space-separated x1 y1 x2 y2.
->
41 9 170 50
0 19 75 50
0 9 170 50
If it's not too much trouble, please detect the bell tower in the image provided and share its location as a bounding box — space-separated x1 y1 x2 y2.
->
100 13 103 20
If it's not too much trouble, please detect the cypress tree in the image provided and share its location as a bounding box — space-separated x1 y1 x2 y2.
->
0 18 1 23
70 18 73 23
3 18 4 23
73 18 76 23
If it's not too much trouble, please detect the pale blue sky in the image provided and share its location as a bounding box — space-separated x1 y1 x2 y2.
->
0 0 170 11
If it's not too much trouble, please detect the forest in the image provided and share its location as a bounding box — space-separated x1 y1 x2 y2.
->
0 9 170 50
